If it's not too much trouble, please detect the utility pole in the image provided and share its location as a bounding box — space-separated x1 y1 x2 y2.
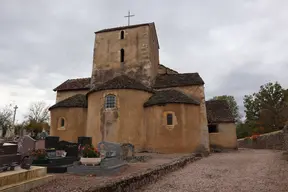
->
12 105 18 136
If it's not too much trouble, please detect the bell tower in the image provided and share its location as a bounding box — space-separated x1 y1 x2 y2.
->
90 22 160 88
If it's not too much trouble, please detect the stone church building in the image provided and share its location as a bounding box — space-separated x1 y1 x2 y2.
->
49 23 237 153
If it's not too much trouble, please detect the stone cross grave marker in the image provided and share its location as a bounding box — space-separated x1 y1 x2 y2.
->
17 135 36 156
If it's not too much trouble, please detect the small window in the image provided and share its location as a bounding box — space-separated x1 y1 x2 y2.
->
60 118 65 127
167 113 173 125
105 94 116 109
120 31 124 39
208 125 218 133
120 49 124 62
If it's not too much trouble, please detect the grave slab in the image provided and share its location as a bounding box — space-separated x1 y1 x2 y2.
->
0 166 55 192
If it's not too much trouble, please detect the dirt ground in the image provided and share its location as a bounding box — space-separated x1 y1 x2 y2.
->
29 153 187 192
138 149 288 192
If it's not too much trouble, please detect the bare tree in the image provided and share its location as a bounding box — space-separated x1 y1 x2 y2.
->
24 101 50 136
0 105 13 137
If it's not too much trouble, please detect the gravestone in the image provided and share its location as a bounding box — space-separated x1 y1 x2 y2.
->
78 137 92 146
0 142 21 172
98 141 126 169
45 136 59 149
121 143 135 160
67 141 127 176
35 140 45 150
58 141 79 157
17 135 36 156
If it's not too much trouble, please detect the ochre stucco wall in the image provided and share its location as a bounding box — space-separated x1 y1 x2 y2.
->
91 25 159 88
156 85 210 152
144 103 201 153
56 90 89 103
209 123 237 149
86 89 152 150
50 108 87 143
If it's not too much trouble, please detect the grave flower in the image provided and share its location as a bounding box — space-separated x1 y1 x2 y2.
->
31 149 47 160
79 144 100 158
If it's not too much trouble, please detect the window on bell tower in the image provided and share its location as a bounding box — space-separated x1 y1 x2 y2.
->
120 30 124 39
120 49 125 62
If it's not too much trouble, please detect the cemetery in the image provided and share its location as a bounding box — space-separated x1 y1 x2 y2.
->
1 134 199 192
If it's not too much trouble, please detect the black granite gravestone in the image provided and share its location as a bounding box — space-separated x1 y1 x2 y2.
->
0 143 21 172
58 141 79 157
45 136 59 149
78 137 92 146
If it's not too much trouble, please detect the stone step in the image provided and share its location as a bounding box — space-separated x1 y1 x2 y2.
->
0 166 47 188
0 174 55 192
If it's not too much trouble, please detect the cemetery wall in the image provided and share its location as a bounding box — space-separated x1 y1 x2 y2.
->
87 89 152 150
210 123 237 149
50 108 87 143
237 130 286 150
144 103 202 153
90 154 202 192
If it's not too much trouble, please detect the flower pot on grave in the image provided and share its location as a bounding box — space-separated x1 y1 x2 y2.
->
80 157 101 165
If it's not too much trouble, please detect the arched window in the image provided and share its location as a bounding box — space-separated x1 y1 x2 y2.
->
120 49 124 62
166 113 173 125
105 94 116 109
60 118 65 127
120 30 124 39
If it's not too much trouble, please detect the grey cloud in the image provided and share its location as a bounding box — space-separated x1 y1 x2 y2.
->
1 0 288 117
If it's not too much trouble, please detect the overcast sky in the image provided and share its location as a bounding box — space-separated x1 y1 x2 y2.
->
1 0 288 122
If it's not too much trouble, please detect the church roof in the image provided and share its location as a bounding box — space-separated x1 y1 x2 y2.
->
49 94 87 110
205 100 235 123
144 89 200 107
88 75 154 95
153 73 205 89
95 23 153 33
53 77 90 91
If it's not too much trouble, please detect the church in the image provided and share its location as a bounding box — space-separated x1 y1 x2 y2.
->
49 22 237 153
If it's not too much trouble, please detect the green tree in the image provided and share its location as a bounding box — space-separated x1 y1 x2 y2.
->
0 105 13 137
243 82 287 133
210 95 242 123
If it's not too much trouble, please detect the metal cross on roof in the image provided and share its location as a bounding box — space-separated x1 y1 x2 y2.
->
124 10 135 26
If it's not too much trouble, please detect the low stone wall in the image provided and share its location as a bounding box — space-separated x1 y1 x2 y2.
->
238 130 286 150
90 154 202 192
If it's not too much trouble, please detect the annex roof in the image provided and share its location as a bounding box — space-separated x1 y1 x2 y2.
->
88 75 154 95
153 73 204 89
49 94 88 110
144 89 200 107
205 100 235 123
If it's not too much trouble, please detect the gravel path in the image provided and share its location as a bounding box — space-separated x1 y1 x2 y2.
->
138 149 288 192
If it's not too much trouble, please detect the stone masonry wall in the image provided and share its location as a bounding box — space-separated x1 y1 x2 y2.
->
238 130 287 150
89 154 202 192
